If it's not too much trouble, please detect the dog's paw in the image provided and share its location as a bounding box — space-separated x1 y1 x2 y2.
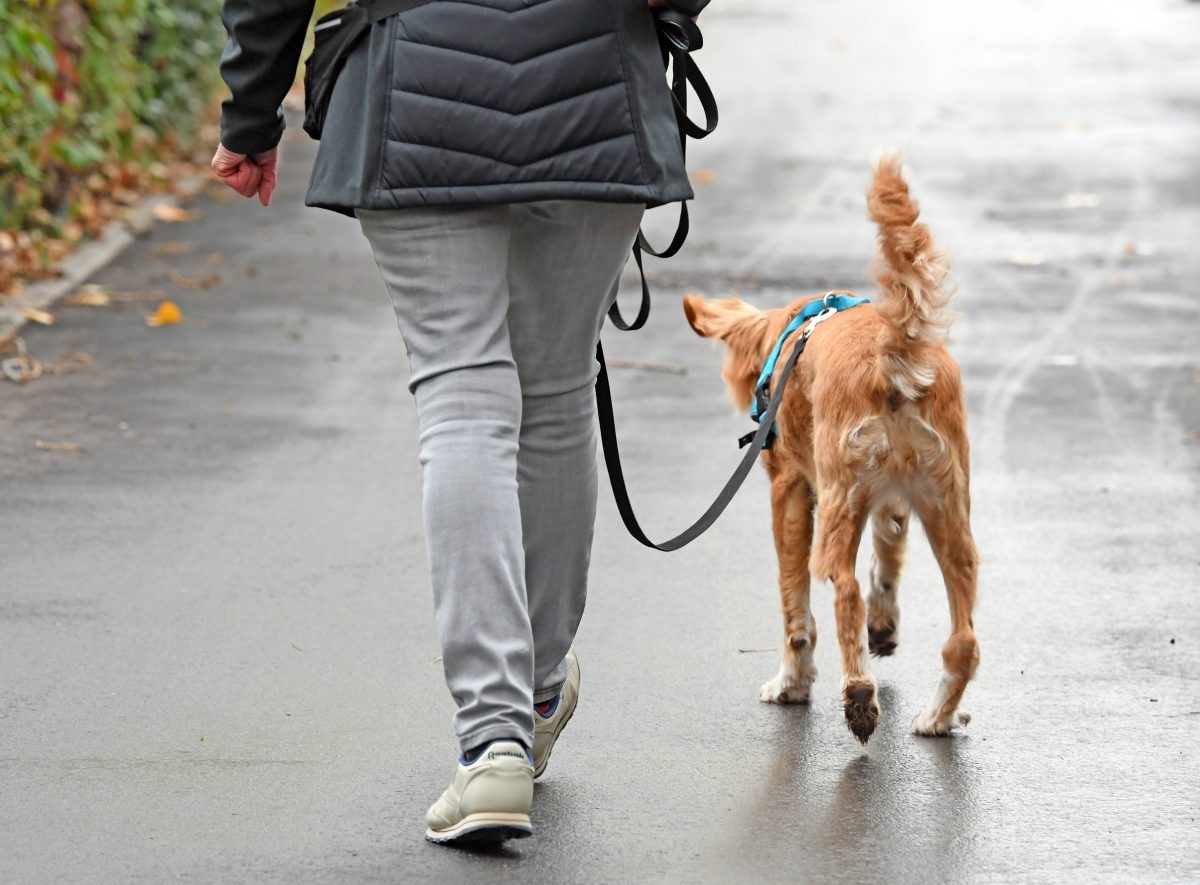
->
843 681 880 744
868 621 898 657
759 663 815 705
911 708 971 737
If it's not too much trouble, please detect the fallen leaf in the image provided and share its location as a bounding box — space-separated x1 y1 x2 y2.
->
1122 241 1156 257
208 252 223 266
146 300 183 327
1009 252 1045 267
64 284 111 306
21 305 55 325
47 352 93 375
153 203 200 223
2 356 41 383
169 270 222 291
1064 193 1100 208
690 168 718 184
153 240 197 255
35 440 84 452
1 337 41 383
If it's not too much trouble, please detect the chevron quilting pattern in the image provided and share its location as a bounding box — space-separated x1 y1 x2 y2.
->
381 0 642 190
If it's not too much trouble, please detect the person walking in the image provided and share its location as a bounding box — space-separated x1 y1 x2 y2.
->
213 0 694 843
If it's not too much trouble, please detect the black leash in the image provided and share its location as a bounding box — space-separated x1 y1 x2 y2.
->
599 4 769 551
595 321 814 551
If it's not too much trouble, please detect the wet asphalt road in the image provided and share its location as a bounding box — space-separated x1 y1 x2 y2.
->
2 0 1199 881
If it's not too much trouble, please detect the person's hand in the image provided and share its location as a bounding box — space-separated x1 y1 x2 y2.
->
210 144 278 207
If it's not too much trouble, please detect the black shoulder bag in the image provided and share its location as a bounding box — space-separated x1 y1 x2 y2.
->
302 0 433 140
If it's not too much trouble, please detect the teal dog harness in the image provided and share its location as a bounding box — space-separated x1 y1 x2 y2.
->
742 292 870 449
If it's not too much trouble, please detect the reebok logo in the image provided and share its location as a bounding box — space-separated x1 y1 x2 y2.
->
487 750 526 762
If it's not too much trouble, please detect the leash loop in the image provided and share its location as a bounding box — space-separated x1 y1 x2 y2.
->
607 12 718 329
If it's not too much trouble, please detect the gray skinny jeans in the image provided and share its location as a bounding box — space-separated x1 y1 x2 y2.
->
357 201 644 752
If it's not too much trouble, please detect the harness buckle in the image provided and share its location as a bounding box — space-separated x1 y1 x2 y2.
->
802 306 838 337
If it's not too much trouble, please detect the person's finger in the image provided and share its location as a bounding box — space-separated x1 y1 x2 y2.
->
211 144 246 176
225 163 263 198
254 150 278 207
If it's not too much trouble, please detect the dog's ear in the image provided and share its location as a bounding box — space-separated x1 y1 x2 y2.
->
682 292 710 337
682 294 771 411
682 294 765 340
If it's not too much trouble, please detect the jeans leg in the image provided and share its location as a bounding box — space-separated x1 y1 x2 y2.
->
505 201 645 698
357 206 535 751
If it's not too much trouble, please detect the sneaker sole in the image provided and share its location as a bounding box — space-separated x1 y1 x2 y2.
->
425 812 533 844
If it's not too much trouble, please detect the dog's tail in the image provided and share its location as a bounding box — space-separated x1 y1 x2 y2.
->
867 152 952 400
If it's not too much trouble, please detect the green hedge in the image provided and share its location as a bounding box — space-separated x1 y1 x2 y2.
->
0 0 225 233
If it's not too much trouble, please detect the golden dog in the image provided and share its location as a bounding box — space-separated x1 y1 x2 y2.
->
683 154 978 743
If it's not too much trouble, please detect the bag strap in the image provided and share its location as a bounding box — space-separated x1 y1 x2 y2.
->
361 0 434 23
608 13 718 330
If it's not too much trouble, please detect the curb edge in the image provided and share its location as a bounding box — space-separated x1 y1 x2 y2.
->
0 174 209 348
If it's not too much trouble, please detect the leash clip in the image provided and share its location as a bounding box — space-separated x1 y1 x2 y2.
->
802 306 838 338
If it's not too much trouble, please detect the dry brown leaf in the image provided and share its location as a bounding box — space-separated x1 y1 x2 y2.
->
21 305 56 325
47 352 93 375
169 270 222 291
2 357 41 383
64 284 111 307
1122 241 1156 257
690 169 718 184
146 300 183 327
35 440 85 453
153 240 196 255
153 203 200 223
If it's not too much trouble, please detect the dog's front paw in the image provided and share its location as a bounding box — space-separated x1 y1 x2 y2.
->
843 680 880 744
911 708 971 736
759 662 815 705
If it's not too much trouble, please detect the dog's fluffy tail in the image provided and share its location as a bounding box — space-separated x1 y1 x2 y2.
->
867 152 952 400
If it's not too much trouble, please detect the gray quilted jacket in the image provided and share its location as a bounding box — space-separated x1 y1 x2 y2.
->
219 0 693 215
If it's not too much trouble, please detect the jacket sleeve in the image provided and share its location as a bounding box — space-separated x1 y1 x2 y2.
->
219 0 317 155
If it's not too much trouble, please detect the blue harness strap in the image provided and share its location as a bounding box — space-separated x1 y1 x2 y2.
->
746 292 870 448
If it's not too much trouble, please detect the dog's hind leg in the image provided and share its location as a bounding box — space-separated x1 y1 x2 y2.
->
759 468 817 704
867 498 909 657
911 476 979 736
812 481 878 743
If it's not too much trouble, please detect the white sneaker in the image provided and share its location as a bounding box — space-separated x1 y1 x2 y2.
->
425 741 534 843
532 649 580 779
